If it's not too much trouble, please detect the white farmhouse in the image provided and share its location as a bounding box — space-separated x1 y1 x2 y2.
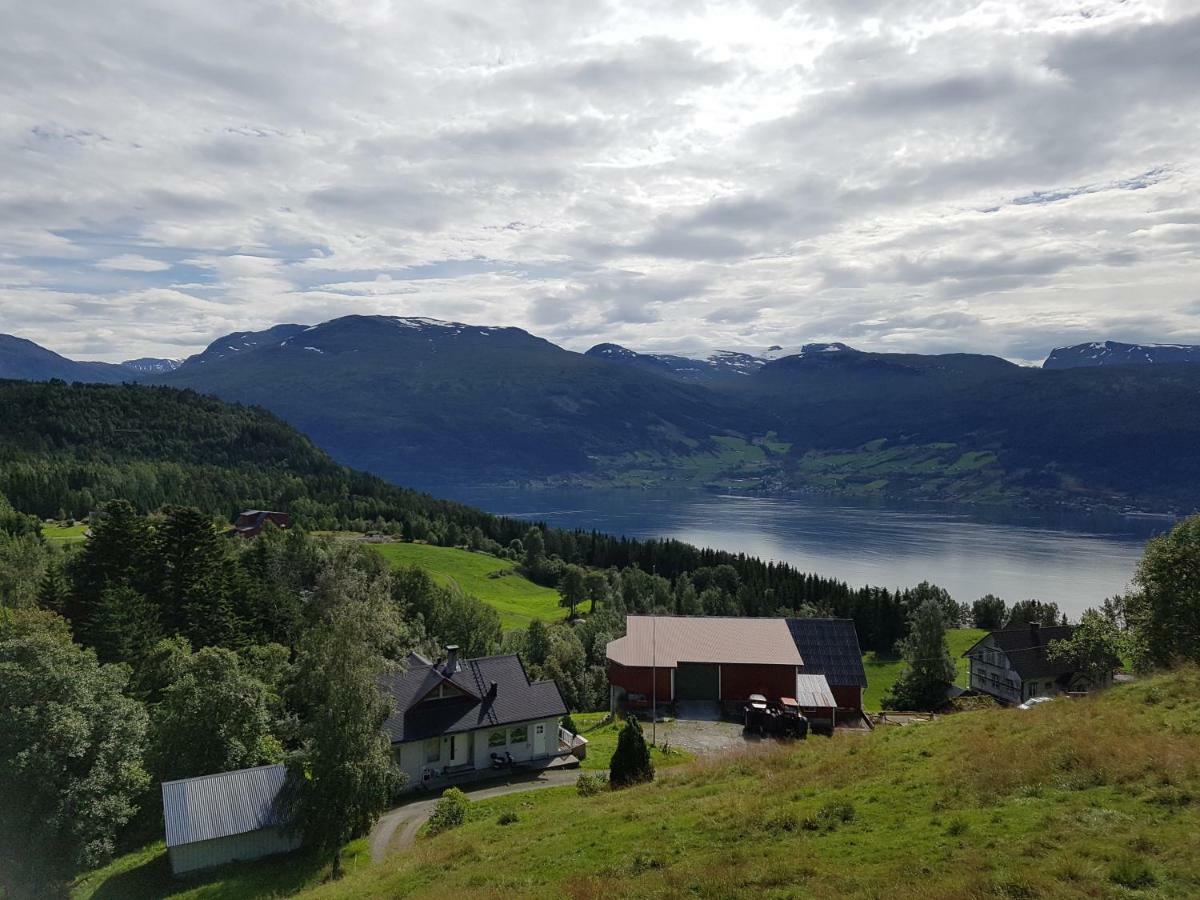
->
963 622 1114 705
381 647 572 792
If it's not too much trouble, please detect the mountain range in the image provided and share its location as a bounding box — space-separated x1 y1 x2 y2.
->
3 318 1200 511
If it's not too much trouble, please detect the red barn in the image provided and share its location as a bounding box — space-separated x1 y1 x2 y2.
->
606 615 867 717
606 616 804 710
229 510 291 538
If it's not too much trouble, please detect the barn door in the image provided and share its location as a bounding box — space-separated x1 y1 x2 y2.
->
675 663 720 700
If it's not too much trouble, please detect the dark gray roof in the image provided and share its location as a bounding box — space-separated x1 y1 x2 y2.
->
786 618 868 688
381 654 567 744
161 764 291 848
963 625 1085 680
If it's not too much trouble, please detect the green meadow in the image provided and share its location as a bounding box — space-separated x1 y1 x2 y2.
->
370 542 564 629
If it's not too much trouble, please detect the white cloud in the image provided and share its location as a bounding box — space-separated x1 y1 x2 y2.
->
0 0 1196 363
95 254 172 272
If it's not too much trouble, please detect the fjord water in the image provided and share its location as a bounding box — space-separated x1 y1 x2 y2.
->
447 488 1166 620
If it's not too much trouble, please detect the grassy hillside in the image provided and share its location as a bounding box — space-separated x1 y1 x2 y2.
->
71 839 370 900
309 669 1200 899
371 543 563 629
862 627 986 711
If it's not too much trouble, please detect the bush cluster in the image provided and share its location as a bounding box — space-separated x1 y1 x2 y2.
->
426 787 470 835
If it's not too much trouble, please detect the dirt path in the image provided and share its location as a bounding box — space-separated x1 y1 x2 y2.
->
369 768 583 861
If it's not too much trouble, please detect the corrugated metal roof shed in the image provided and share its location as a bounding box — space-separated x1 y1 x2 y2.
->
607 616 804 668
161 764 291 848
793 673 836 709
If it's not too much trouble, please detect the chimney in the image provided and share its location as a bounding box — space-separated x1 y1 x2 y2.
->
444 645 459 674
489 680 498 697
1029 622 1041 643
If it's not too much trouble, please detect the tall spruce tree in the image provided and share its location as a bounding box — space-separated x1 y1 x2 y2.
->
883 598 956 711
154 506 238 648
66 500 152 639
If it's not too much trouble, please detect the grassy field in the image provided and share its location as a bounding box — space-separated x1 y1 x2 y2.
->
569 712 693 772
42 521 89 543
71 838 369 900
369 542 563 629
861 627 985 711
303 668 1200 899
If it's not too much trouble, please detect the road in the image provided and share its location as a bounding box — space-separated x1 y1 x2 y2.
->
369 768 582 861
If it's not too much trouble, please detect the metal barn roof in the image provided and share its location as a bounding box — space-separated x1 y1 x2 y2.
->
793 673 837 709
606 616 804 668
785 618 868 688
161 764 291 848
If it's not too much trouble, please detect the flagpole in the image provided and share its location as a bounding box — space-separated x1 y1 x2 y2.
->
652 615 657 746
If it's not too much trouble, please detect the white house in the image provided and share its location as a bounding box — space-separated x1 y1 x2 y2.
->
381 647 569 791
963 622 1114 705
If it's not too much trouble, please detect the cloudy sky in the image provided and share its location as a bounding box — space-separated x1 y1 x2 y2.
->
2 0 1198 364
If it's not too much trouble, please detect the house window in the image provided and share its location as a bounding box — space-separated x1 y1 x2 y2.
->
488 730 506 748
510 725 528 744
425 737 441 763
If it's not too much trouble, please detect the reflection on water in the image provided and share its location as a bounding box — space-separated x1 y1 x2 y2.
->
442 487 1168 620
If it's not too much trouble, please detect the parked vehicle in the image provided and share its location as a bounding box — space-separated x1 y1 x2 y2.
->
1017 696 1054 710
744 694 808 738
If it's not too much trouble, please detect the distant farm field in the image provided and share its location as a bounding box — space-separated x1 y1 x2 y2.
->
861 627 985 711
43 522 89 543
370 542 563 629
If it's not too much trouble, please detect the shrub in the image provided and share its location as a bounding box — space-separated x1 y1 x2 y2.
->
576 772 607 797
561 712 579 735
497 811 519 826
426 787 469 835
609 716 655 789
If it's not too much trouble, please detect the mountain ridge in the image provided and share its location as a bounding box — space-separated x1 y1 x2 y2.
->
4 318 1200 511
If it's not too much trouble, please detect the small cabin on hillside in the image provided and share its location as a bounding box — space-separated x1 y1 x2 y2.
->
161 764 299 876
229 510 291 538
605 615 867 718
381 647 570 792
963 622 1114 705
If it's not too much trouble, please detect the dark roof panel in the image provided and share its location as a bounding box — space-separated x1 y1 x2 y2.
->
381 653 567 744
785 618 868 688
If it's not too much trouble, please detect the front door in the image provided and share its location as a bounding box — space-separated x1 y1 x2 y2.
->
448 732 471 767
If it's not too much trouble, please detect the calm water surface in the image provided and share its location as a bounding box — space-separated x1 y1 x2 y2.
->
444 487 1171 620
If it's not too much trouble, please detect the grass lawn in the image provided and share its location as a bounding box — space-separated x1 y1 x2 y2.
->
369 542 564 630
861 627 985 711
305 669 1200 899
43 521 89 543
569 712 693 772
71 839 369 900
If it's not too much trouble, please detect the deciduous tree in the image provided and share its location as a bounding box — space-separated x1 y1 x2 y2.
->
0 610 149 896
287 548 406 878
1123 515 1200 671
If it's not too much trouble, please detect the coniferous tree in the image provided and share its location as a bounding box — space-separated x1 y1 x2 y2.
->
154 506 238 648
67 500 152 637
90 584 161 666
609 715 654 788
883 598 956 711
